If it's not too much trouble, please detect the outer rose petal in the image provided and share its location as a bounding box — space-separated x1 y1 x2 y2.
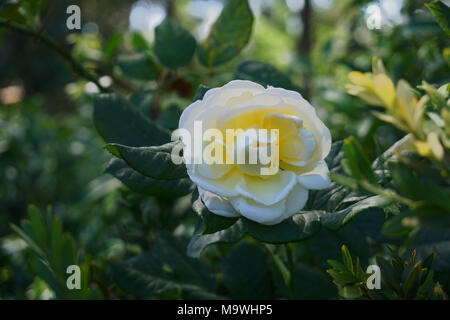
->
235 171 297 205
179 100 204 129
229 196 286 225
187 167 242 197
230 183 309 225
284 184 309 216
205 80 265 107
198 187 239 218
297 160 331 190
270 184 309 224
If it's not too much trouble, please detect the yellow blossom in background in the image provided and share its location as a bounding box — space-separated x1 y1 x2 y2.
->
346 57 449 163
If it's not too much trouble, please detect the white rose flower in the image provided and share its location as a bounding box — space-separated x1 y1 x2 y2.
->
178 80 332 225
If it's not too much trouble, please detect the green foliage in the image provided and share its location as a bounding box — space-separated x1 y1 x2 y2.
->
154 18 197 69
105 158 194 198
189 140 393 251
105 142 187 180
117 53 158 80
426 1 450 36
93 93 170 147
1 0 449 301
198 0 254 67
327 245 447 299
235 60 297 90
221 243 271 299
10 206 94 299
110 233 220 299
242 211 322 244
192 197 238 235
326 245 367 299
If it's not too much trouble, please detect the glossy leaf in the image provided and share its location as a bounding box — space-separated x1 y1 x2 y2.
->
154 18 196 69
187 220 244 258
105 141 187 180
93 93 170 147
235 60 297 90
198 0 254 67
426 1 450 36
105 158 194 197
242 211 322 244
192 197 238 235
221 243 271 299
117 53 158 80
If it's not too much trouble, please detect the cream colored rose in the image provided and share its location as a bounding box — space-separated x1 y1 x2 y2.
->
178 80 332 225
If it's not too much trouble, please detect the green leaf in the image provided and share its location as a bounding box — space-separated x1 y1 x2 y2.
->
421 81 447 111
308 224 370 268
192 85 210 102
32 256 67 299
293 264 337 299
327 269 357 284
49 216 63 276
187 220 244 258
180 284 225 300
105 141 187 180
154 18 196 69
222 242 271 299
93 93 170 147
153 233 216 291
117 53 158 80
109 254 181 298
403 262 422 298
157 104 183 130
411 228 450 272
327 260 345 271
389 161 450 211
343 136 378 184
9 223 46 259
338 285 363 299
375 256 401 293
242 211 322 244
381 212 414 238
130 90 155 116
105 158 194 197
28 205 47 249
197 0 254 67
341 245 354 273
192 198 238 235
426 1 450 36
321 195 393 230
131 32 151 51
235 60 297 90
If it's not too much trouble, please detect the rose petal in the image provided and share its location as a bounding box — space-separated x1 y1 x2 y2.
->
203 80 265 107
235 171 297 205
179 100 204 129
297 160 331 190
187 166 242 197
198 187 239 218
263 112 303 140
284 184 309 216
230 196 286 225
265 87 331 161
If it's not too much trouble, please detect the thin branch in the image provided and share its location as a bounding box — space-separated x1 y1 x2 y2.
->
36 0 56 38
0 17 108 92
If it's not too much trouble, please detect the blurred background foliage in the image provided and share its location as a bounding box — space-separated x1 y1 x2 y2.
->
0 0 449 299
